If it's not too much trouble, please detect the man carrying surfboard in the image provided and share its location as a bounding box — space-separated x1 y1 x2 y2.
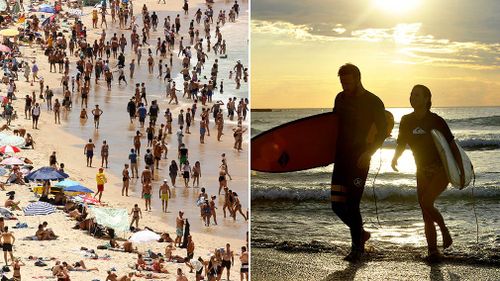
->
331 64 388 262
391 85 465 262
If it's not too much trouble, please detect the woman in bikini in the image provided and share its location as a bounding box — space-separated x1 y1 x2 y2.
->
192 161 201 187
133 131 143 156
232 192 247 221
12 258 24 281
218 166 227 195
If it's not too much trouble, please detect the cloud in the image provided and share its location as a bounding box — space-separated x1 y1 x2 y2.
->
252 20 500 70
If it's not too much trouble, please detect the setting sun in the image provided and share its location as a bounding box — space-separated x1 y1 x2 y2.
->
374 0 422 14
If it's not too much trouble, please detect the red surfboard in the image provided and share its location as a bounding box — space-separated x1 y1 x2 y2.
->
251 111 394 173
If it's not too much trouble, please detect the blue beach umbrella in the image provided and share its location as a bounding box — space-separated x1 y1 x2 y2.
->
26 167 69 181
23 201 56 216
39 5 55 13
55 180 94 193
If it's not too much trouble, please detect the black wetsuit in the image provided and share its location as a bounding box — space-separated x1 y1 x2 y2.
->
331 89 387 252
397 112 454 169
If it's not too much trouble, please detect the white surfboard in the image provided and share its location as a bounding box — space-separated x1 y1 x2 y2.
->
431 129 473 189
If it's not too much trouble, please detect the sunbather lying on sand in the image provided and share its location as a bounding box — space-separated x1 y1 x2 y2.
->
106 271 134 281
62 260 99 272
151 258 170 273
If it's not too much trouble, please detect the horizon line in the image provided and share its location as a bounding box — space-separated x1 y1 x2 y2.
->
251 105 500 110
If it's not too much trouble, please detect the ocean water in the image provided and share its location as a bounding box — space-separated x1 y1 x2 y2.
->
251 107 500 265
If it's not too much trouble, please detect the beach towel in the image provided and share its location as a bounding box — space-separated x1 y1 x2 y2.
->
23 235 39 240
89 207 128 232
12 222 28 228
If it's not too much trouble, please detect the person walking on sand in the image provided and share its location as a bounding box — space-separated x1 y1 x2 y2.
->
95 168 107 202
84 139 96 167
175 211 185 247
31 103 41 129
209 195 217 225
92 104 104 129
1 226 15 265
220 243 234 281
232 125 246 151
134 131 143 155
232 192 247 221
330 64 387 262
54 99 61 124
130 204 142 229
122 164 131 196
181 161 191 188
192 161 201 187
159 179 172 212
221 153 232 180
101 140 109 168
240 246 249 281
129 148 139 178
142 181 153 211
169 160 179 186
391 85 459 263
218 167 227 195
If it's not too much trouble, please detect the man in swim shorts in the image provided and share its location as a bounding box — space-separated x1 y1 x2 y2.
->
240 246 248 281
221 243 234 281
0 226 15 265
84 139 96 167
142 182 152 211
159 179 172 213
175 211 185 247
91 104 104 129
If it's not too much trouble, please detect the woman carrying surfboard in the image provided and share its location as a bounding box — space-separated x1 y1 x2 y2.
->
391 84 465 262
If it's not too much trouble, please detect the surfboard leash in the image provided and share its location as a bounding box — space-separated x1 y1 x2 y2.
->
471 166 479 245
371 149 383 227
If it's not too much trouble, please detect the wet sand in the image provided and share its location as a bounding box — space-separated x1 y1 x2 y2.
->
252 248 500 281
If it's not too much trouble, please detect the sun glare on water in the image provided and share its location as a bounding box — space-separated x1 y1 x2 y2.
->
374 0 422 14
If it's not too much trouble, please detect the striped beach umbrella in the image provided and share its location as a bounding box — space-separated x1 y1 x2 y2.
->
23 201 56 216
0 145 21 154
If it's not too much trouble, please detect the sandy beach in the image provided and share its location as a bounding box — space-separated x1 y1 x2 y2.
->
252 248 500 281
0 0 249 279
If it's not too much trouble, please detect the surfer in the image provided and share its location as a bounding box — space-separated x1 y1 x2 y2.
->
331 63 387 262
391 85 464 262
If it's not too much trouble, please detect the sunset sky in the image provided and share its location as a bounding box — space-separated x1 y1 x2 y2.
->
251 0 500 108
